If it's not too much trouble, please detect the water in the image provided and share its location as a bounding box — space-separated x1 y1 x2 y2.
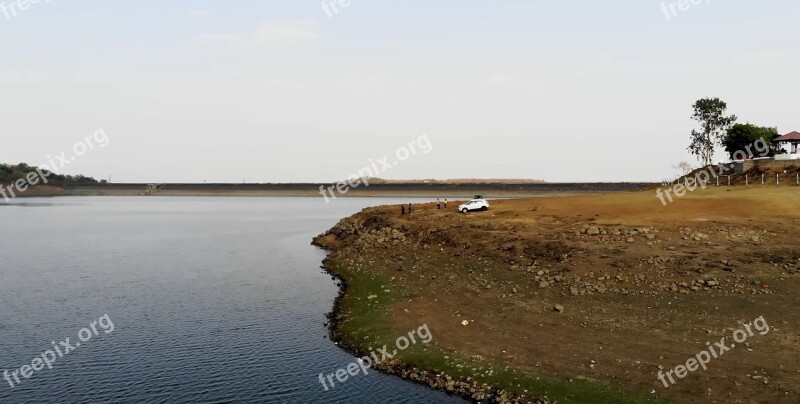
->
0 197 465 403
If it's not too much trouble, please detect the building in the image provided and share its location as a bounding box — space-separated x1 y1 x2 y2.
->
721 131 800 173
774 131 800 160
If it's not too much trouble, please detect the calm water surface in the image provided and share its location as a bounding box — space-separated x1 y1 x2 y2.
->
0 197 465 403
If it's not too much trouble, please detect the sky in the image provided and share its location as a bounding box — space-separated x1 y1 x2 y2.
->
1 0 799 183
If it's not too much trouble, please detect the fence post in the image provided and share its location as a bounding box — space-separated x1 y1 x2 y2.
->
746 175 748 186
728 176 731 186
761 174 764 184
777 174 780 185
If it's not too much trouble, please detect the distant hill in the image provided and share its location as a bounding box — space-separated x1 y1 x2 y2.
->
0 163 102 187
1 164 547 188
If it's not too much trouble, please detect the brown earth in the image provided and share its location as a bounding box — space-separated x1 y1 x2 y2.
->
314 185 800 403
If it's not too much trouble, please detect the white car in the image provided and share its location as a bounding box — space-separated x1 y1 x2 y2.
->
458 198 489 213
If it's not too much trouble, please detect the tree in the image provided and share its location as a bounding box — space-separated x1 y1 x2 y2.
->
671 161 692 174
688 98 737 166
722 123 780 158
0 162 99 186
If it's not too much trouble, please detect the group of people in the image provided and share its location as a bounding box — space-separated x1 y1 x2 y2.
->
400 198 447 216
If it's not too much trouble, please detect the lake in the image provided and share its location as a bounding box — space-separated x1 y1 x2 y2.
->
0 197 465 403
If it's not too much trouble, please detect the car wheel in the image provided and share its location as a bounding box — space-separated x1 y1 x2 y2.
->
481 206 488 211
461 208 468 214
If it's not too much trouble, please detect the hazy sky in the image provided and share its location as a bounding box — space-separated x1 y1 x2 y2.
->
2 0 799 183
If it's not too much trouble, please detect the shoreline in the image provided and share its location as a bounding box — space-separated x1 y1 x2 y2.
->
311 187 800 403
312 241 548 403
311 201 668 403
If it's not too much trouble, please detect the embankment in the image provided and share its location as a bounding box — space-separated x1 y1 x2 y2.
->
11 182 654 198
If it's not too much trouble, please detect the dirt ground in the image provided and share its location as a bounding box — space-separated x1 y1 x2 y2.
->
317 186 800 403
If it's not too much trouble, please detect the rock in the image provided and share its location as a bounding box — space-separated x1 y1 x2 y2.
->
587 226 601 235
554 304 565 313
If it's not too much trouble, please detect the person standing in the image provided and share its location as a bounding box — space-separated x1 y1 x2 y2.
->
408 203 412 216
437 198 441 209
444 198 447 209
401 205 405 215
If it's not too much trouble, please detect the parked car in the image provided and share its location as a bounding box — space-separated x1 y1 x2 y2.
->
459 198 489 213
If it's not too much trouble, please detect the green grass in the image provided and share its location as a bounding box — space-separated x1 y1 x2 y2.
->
401 347 674 404
333 263 398 348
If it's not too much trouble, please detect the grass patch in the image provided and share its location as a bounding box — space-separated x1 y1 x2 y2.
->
332 263 398 348
401 347 674 404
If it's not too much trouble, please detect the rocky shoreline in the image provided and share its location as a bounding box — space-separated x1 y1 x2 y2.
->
312 189 800 403
313 219 552 404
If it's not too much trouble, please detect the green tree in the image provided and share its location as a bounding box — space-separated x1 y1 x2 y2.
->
688 98 737 166
722 123 780 158
0 162 99 186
